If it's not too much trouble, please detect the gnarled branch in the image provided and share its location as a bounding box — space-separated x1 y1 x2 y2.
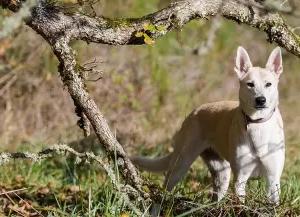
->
23 0 300 57
51 39 145 192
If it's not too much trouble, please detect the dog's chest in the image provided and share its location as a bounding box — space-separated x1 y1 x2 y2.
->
240 116 283 159
230 111 284 165
246 123 272 158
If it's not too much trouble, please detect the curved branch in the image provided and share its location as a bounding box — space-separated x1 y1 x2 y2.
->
26 0 300 57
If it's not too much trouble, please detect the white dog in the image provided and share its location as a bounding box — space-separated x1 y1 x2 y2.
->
132 47 285 205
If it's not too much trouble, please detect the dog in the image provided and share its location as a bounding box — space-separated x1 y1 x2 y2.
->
132 46 285 206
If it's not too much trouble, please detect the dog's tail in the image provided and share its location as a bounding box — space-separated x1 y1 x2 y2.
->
130 153 173 173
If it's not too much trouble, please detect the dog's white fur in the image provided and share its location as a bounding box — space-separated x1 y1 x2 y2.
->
132 47 285 205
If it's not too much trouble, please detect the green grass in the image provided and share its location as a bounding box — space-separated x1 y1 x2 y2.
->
0 157 138 216
0 145 300 216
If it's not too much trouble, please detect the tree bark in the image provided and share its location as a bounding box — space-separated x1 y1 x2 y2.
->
20 0 300 57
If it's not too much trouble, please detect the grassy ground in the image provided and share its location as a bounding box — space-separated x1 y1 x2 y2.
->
0 146 300 216
1 0 300 216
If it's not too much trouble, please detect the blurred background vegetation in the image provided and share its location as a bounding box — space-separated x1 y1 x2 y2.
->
0 0 299 155
0 0 299 176
0 0 300 215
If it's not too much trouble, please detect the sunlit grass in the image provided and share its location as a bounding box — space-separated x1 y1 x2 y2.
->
0 146 299 216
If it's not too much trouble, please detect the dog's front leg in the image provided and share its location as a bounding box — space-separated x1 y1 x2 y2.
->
234 162 256 203
262 145 285 205
266 175 281 205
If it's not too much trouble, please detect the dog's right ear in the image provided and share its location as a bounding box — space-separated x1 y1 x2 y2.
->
235 46 252 79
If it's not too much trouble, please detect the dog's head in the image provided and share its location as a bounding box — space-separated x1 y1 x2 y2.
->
235 46 283 119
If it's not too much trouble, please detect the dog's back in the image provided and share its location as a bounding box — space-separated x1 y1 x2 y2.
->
172 101 239 159
132 100 239 173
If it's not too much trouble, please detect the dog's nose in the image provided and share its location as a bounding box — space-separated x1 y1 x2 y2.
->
255 96 266 106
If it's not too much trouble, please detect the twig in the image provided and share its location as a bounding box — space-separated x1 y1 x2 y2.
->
0 188 28 196
0 74 17 96
12 191 44 217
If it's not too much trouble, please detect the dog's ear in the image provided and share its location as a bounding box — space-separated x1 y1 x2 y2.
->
266 47 283 76
235 46 252 79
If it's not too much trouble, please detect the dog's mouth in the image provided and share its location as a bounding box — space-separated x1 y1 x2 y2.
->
255 106 267 110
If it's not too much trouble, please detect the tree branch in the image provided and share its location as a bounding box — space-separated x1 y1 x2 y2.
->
50 39 147 197
0 144 147 215
2 0 149 204
24 0 300 57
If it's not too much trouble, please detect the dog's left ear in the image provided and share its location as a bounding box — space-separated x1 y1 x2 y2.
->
266 47 283 76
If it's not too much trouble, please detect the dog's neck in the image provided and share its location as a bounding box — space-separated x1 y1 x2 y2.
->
238 95 278 122
241 108 276 125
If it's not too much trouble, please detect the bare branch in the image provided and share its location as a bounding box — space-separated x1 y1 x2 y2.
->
23 0 300 57
1 0 150 204
49 39 146 198
0 144 147 215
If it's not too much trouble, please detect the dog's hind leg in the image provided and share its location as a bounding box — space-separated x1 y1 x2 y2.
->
201 148 231 202
163 140 207 191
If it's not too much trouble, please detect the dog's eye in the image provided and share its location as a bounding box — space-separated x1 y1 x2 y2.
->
265 82 272 88
247 82 255 88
